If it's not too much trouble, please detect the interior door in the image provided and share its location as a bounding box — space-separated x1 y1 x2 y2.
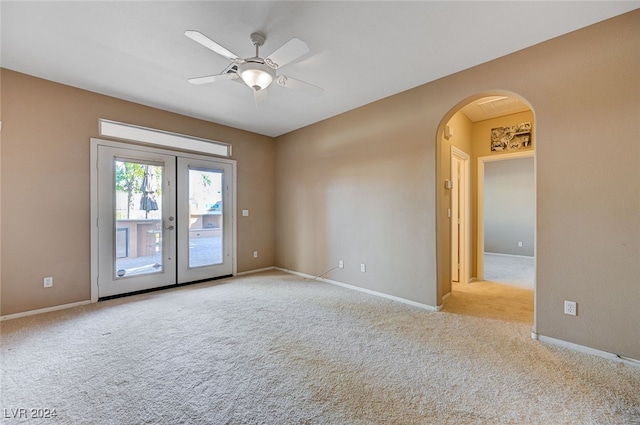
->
97 145 177 298
451 156 461 282
177 157 233 283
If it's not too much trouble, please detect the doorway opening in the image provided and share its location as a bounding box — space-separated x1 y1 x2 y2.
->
478 152 534 289
437 93 536 325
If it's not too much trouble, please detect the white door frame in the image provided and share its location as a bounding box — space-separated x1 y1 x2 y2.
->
476 150 534 281
90 138 237 302
451 146 470 284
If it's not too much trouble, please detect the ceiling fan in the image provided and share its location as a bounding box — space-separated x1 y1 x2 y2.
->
185 30 323 106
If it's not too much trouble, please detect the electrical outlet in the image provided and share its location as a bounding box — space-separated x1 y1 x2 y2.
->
253 251 258 258
564 300 577 316
360 264 366 273
44 277 53 288
338 260 344 269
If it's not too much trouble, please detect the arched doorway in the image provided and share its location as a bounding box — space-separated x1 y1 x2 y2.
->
436 92 536 326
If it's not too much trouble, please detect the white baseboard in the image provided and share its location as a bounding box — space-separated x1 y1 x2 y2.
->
535 333 640 369
3 268 275 321
235 266 275 276
0 300 91 321
484 252 534 259
275 267 439 312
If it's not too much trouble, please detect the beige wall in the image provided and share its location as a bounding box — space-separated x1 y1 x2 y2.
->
445 111 474 154
0 70 275 316
275 10 640 359
275 93 437 304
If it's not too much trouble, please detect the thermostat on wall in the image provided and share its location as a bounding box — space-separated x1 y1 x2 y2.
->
444 125 453 139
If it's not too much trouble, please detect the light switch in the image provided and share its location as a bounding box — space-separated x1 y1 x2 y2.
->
242 210 249 217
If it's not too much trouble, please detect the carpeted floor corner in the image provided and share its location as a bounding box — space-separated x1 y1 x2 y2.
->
1 271 639 424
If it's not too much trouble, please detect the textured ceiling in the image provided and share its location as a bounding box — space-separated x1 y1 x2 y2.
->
1 1 637 137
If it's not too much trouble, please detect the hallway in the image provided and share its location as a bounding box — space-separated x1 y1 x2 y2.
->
443 279 534 323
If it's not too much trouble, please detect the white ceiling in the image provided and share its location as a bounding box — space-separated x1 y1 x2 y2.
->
1 1 637 137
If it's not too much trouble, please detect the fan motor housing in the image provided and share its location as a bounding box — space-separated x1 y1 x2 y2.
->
250 32 266 47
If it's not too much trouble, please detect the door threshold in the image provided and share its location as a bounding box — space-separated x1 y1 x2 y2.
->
98 274 233 302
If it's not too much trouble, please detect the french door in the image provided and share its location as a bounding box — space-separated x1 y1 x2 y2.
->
176 157 233 283
94 141 234 299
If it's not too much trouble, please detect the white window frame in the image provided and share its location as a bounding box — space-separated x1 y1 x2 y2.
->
99 119 231 158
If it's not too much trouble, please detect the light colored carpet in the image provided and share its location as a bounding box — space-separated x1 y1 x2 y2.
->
483 252 534 289
2 271 639 424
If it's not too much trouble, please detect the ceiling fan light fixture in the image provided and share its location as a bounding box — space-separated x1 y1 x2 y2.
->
239 60 274 91
185 30 322 98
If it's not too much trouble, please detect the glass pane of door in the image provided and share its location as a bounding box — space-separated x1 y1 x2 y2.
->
188 168 223 268
177 157 233 284
114 160 164 278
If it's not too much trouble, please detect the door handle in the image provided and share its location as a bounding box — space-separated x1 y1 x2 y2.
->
165 225 175 231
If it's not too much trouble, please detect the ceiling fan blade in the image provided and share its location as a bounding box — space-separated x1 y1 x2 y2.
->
276 75 323 96
185 30 241 62
188 73 238 85
265 38 309 69
254 87 269 108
